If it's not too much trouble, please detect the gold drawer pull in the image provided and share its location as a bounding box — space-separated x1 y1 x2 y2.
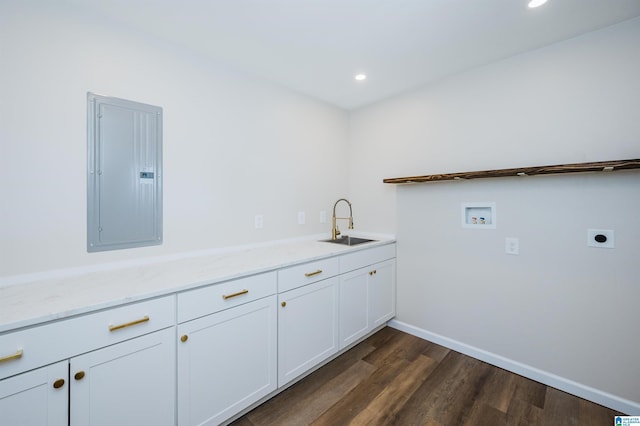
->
53 379 65 389
304 269 323 277
281 301 287 308
222 289 249 300
108 315 150 332
0 349 23 363
369 270 377 276
74 371 85 381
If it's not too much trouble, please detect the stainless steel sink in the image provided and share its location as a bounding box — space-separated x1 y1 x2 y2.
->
321 236 376 246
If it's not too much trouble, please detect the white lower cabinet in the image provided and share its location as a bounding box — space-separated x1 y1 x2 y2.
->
368 258 396 329
0 242 396 426
0 328 175 426
0 361 68 426
70 327 176 426
0 295 176 426
177 295 278 426
339 254 396 349
277 277 339 387
339 268 370 349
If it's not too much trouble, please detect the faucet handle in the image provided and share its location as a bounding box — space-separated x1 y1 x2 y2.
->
348 218 354 229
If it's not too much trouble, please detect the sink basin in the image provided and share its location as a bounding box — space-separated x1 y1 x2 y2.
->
321 236 376 246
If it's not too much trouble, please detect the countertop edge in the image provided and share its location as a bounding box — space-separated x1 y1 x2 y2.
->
0 237 396 334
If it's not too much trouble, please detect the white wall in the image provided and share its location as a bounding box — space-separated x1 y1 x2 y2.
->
348 17 640 234
0 1 349 278
2 0 639 412
349 18 640 412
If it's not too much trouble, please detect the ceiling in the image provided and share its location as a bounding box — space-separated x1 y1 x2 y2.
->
65 0 640 110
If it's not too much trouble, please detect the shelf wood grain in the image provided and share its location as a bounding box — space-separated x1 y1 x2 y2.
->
383 159 640 184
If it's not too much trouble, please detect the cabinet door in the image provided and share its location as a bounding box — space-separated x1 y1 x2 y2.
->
177 295 277 426
339 268 369 349
369 259 396 329
278 277 339 387
0 361 68 426
70 327 175 426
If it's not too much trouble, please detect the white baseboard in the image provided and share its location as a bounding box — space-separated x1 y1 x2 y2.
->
388 319 640 415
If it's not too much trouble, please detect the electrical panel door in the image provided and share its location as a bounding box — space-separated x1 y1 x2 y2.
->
87 93 162 252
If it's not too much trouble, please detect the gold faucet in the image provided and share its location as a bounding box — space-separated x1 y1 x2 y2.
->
332 198 353 240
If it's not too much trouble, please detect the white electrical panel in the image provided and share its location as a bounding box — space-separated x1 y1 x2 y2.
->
87 93 163 252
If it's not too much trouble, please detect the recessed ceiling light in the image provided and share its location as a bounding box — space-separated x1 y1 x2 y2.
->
528 0 548 8
354 74 367 81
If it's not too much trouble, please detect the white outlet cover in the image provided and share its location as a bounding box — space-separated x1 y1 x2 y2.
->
587 229 614 248
298 211 306 225
505 237 519 255
254 214 264 229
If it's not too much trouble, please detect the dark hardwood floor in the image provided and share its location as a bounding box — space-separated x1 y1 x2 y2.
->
231 326 624 426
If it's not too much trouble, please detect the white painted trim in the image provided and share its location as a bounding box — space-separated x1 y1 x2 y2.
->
388 319 640 415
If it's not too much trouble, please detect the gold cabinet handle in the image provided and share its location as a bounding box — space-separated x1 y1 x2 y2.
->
108 315 150 332
222 289 249 300
281 301 287 308
74 371 85 381
369 270 377 276
0 349 23 363
53 379 65 389
180 335 188 343
304 269 323 277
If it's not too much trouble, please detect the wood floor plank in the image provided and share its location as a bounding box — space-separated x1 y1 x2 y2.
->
578 398 620 426
241 342 375 424
541 387 580 426
360 325 396 348
348 354 437 426
248 360 375 426
511 372 547 409
421 341 451 363
472 366 518 413
506 396 544 425
420 356 493 425
390 332 432 362
228 417 253 426
463 402 507 426
311 355 411 426
423 419 445 426
233 327 623 426
362 329 427 366
390 351 469 424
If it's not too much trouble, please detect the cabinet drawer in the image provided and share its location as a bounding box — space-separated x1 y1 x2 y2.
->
340 243 396 273
177 272 277 323
0 295 175 380
277 257 340 293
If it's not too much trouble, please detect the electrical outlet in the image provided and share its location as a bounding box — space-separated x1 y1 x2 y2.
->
254 214 264 229
320 210 327 223
587 229 614 248
505 237 519 255
297 211 306 225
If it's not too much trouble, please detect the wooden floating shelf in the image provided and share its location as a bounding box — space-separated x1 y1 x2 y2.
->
383 159 640 184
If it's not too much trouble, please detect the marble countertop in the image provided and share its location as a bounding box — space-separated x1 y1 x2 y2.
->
0 236 395 334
